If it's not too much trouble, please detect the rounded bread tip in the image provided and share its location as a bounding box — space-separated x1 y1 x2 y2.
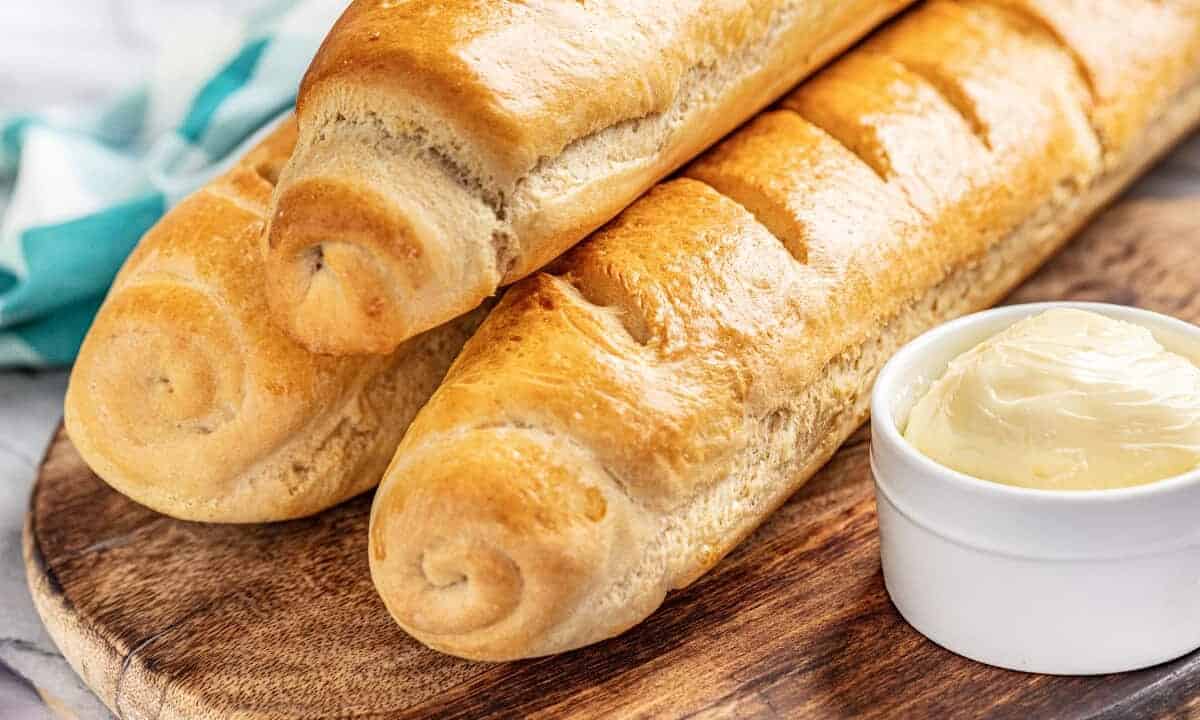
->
368 426 634 661
264 179 420 355
63 283 251 520
269 237 412 356
75 290 245 447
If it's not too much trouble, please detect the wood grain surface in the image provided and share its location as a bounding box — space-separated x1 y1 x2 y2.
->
22 193 1200 719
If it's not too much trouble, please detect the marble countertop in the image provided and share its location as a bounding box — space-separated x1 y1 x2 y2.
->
3 4 1200 719
1 370 88 720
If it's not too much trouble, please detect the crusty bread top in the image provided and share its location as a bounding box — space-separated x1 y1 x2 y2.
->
305 0 820 185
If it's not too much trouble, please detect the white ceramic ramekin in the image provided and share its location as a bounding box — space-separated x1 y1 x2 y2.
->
871 301 1200 675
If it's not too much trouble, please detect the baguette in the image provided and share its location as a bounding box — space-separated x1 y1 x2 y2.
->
64 120 485 523
262 0 915 355
368 0 1200 660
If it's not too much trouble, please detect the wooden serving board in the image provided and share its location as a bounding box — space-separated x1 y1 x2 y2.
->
23 190 1200 719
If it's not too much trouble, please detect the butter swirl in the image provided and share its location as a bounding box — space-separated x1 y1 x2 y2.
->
904 308 1200 490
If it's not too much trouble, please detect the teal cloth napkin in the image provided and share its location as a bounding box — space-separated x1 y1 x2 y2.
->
0 1 347 367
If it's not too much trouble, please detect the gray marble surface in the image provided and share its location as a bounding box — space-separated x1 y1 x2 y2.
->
0 371 90 720
2 3 1200 720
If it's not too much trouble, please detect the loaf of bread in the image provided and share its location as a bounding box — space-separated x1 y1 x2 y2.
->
64 120 485 523
368 0 1200 660
262 0 915 355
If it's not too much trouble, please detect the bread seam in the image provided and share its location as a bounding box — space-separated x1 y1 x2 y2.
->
500 0 821 255
309 110 506 219
309 0 843 228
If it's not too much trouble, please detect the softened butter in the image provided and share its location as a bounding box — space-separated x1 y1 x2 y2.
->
903 308 1200 490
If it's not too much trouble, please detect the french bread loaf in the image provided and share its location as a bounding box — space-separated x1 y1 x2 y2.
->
369 0 1200 660
64 120 485 523
262 0 915 355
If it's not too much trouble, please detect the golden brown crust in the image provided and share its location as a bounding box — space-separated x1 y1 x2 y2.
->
267 0 914 354
985 0 1200 155
64 119 485 523
370 0 1200 659
300 0 908 186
